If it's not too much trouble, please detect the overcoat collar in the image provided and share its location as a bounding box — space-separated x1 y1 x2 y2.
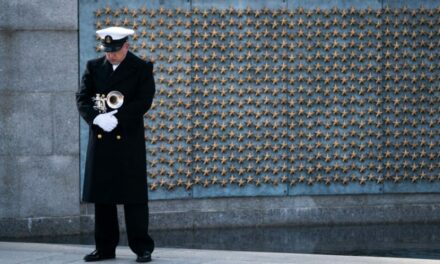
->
101 52 137 90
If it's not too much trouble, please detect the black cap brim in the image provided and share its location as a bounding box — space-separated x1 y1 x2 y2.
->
102 44 123 52
101 36 127 52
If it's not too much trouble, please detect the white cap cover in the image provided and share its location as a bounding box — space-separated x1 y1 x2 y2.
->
96 26 135 40
96 27 135 52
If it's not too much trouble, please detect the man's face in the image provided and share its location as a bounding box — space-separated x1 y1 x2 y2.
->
105 42 129 65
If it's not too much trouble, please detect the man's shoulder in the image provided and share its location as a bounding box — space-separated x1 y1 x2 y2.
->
87 56 106 67
127 52 153 69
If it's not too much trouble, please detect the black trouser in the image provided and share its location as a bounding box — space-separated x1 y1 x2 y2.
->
94 204 155 255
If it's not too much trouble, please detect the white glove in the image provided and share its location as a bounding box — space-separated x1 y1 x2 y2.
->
93 110 118 132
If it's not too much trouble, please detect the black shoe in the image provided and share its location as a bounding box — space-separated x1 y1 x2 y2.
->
83 250 115 262
136 251 152 263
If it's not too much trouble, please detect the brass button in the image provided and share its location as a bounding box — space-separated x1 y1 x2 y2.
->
97 134 102 139
116 135 121 140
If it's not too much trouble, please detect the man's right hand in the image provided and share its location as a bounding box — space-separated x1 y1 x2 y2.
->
93 110 118 132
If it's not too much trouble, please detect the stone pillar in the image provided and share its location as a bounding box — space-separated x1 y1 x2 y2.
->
0 0 83 237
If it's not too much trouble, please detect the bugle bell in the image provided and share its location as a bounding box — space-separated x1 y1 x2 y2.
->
92 90 124 113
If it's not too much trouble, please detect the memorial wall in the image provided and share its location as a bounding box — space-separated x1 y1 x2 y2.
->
81 0 440 199
1 0 440 238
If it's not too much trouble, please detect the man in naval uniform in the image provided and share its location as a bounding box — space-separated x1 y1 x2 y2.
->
76 26 155 263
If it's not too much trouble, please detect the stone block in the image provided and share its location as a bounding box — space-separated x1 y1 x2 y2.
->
0 31 77 93
0 218 30 238
80 203 94 215
0 158 20 219
287 0 382 9
53 92 79 155
0 155 80 219
30 215 80 237
79 214 94 234
0 31 12 91
0 93 52 155
0 0 77 30
147 195 440 230
150 211 194 230
0 215 85 237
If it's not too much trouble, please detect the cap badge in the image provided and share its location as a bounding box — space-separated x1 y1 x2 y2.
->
104 35 112 44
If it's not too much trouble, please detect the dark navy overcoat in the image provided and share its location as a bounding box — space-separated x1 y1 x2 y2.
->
76 51 155 204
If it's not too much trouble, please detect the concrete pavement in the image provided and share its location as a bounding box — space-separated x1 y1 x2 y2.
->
0 242 439 264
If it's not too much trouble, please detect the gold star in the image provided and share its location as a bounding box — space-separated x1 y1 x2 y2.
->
229 175 237 184
202 179 210 188
149 182 158 191
183 180 192 190
167 181 176 190
261 175 270 183
238 178 246 187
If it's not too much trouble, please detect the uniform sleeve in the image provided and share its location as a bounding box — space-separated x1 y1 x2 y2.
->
115 61 155 122
76 61 99 125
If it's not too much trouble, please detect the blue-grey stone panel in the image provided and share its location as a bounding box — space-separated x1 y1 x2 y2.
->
290 181 383 195
79 0 440 200
0 93 52 155
193 184 288 198
384 181 440 193
53 92 79 155
192 0 286 9
384 0 440 8
79 0 191 71
287 0 382 9
79 0 195 201
79 0 191 69
0 155 80 219
0 0 78 30
81 0 191 10
158 194 440 221
149 187 193 200
0 31 77 92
